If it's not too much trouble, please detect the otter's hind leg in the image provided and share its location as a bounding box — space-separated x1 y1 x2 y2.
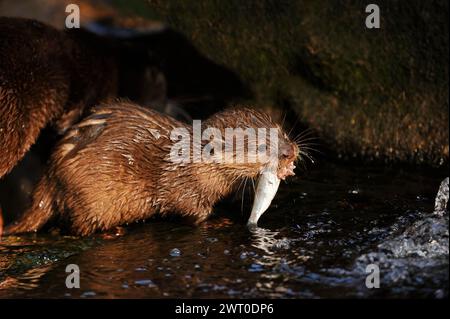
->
0 84 67 179
2 176 56 235
0 205 3 237
0 96 32 178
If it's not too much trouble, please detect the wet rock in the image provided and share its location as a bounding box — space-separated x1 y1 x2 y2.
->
134 279 156 287
134 0 448 166
169 248 181 257
248 263 264 272
206 237 218 243
80 291 96 297
3 0 447 166
352 178 449 294
271 238 291 250
434 178 449 216
239 252 248 260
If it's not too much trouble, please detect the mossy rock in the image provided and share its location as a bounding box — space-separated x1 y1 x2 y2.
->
112 0 448 166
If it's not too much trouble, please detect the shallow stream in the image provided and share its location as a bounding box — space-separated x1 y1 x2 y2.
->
0 162 448 298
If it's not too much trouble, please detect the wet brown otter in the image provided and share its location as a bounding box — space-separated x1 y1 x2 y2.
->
3 102 298 236
0 17 117 179
0 16 247 181
0 206 3 237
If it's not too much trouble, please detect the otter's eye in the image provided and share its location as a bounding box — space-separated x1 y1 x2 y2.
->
258 144 267 153
281 143 295 159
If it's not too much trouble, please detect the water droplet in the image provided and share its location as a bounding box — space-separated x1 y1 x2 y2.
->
435 289 445 299
150 129 161 139
122 153 134 165
38 200 44 208
273 238 291 250
81 291 96 298
170 248 181 257
134 279 156 287
248 263 264 272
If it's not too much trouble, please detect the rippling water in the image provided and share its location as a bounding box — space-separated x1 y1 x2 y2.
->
0 162 448 298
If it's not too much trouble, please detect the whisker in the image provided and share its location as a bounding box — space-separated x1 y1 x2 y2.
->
281 110 287 129
287 116 301 137
300 150 323 157
241 177 248 213
295 134 320 141
236 176 246 198
295 136 320 144
236 176 244 191
293 129 317 143
296 141 322 149
295 140 320 147
250 177 256 193
298 145 322 153
296 138 321 145
299 150 316 164
293 128 316 140
296 156 308 170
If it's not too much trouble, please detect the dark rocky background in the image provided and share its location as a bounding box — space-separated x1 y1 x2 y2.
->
0 0 448 299
1 0 448 166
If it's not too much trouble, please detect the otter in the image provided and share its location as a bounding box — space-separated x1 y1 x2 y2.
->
0 17 117 180
0 205 3 237
0 16 171 226
0 16 247 184
2 102 299 236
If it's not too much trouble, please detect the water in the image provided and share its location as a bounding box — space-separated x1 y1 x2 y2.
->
0 162 448 298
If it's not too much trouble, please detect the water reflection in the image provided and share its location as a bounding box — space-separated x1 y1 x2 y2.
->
0 163 447 298
249 227 280 256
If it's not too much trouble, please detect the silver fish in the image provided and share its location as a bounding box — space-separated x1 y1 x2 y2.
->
247 169 280 227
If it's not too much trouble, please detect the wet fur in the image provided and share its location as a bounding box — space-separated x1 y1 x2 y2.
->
0 17 118 179
4 102 297 236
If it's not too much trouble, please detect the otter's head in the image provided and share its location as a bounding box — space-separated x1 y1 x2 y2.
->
203 107 300 227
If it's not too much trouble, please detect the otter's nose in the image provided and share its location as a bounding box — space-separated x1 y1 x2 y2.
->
281 143 296 160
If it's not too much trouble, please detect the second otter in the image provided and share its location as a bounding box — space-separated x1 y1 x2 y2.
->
4 102 299 236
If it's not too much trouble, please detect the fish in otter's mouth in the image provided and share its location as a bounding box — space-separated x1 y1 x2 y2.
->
247 141 299 227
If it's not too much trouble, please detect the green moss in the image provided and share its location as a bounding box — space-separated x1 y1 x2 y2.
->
110 0 448 166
